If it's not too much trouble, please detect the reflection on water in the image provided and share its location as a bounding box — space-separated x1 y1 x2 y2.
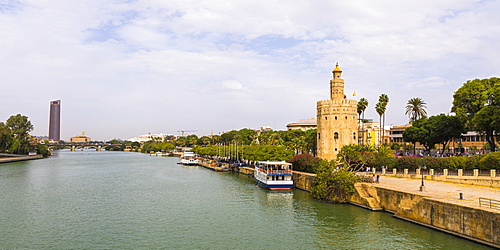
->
0 150 493 249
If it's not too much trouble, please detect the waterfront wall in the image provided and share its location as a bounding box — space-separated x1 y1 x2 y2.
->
349 183 500 248
290 171 500 248
210 161 500 247
292 171 316 191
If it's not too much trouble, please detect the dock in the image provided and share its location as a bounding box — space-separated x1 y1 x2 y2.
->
198 159 229 172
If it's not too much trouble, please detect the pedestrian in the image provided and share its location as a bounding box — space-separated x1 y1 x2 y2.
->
372 174 376 182
376 175 380 183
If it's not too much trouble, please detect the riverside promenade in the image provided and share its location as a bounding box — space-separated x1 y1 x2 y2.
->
375 175 500 212
350 175 500 248
0 155 43 164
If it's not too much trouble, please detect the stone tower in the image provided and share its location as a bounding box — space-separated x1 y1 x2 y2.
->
316 64 358 160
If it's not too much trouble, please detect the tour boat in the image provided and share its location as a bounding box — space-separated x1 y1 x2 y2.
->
254 161 293 190
180 151 199 165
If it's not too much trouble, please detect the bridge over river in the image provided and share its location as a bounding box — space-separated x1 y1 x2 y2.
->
45 143 124 151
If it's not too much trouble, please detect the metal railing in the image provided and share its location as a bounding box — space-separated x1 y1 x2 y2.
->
479 197 500 210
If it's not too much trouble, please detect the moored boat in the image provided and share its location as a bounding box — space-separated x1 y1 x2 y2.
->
254 161 293 190
180 151 199 165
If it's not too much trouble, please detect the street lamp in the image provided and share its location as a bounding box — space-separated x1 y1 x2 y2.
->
419 162 427 191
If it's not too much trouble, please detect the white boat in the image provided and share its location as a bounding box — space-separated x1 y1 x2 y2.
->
180 152 199 165
254 161 293 190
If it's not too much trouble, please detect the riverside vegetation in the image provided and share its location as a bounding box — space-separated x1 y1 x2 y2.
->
0 114 50 157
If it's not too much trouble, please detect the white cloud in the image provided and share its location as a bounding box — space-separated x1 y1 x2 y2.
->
220 80 243 90
0 0 499 140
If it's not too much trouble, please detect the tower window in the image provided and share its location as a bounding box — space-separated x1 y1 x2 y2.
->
318 133 321 139
345 116 347 120
334 132 339 139
353 132 356 140
335 116 338 120
325 117 327 120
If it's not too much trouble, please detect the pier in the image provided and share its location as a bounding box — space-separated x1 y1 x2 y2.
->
198 158 229 172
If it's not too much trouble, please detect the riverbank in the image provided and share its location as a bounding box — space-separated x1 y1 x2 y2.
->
349 177 500 248
222 162 499 248
0 155 43 164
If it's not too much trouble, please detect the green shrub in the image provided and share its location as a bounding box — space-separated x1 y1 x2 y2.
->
447 156 468 170
311 160 362 203
465 155 483 170
395 156 422 170
479 152 500 170
423 157 449 170
287 154 321 173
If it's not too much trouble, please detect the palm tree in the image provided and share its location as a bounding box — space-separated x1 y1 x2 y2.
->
357 98 369 144
375 101 386 146
405 97 427 123
378 94 389 145
357 98 369 121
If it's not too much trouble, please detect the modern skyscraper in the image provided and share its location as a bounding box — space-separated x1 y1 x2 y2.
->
49 100 61 141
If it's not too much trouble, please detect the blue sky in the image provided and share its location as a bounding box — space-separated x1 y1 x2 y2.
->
1 0 499 141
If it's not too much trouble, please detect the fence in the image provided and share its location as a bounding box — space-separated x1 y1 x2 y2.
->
479 197 500 210
380 169 497 178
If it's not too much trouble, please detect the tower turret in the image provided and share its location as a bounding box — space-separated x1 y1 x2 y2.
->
330 63 345 100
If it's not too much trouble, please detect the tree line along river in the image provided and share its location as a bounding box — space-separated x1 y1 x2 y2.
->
0 150 493 249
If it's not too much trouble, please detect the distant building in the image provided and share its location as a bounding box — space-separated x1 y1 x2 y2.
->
70 132 91 143
316 64 358 160
35 135 49 143
48 100 61 141
259 126 273 132
128 133 176 142
389 124 491 153
286 118 317 131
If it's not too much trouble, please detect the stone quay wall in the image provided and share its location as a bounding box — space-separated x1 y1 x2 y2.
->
224 163 499 247
290 171 500 248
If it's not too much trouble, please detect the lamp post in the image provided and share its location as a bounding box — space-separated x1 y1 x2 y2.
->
419 162 427 191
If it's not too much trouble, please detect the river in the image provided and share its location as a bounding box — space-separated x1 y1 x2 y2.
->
0 150 493 249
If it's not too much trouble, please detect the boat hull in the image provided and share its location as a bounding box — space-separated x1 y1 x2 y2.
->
180 160 199 165
256 179 293 190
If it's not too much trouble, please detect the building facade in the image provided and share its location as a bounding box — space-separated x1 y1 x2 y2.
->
48 100 61 141
286 118 317 131
70 132 91 143
316 64 358 160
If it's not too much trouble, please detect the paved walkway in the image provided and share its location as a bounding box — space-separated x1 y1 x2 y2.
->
374 175 500 212
0 155 43 164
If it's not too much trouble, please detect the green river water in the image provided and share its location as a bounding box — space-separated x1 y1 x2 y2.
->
0 150 493 249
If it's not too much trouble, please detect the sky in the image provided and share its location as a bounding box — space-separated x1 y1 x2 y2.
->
1 0 499 141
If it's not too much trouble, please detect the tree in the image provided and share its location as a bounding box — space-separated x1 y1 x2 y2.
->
402 123 427 154
402 115 466 154
375 102 386 146
405 97 427 123
6 114 33 154
378 94 389 145
304 129 317 155
428 114 466 152
336 144 376 171
357 98 368 144
452 77 500 151
0 122 13 152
